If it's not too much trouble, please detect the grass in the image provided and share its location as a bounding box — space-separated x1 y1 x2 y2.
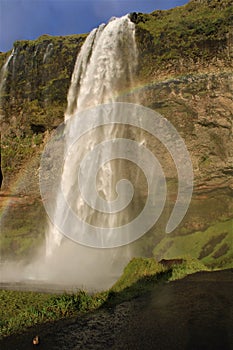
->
0 256 208 339
0 200 46 260
153 218 233 269
0 289 102 338
134 0 232 78
168 255 209 281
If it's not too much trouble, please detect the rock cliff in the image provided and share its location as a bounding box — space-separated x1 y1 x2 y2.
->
0 0 232 193
0 0 232 266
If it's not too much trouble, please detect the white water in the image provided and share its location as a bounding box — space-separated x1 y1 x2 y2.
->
65 15 137 118
0 50 14 111
46 15 138 255
40 15 140 289
43 43 53 63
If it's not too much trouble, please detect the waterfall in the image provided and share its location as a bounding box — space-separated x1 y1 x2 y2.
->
43 43 54 63
37 14 144 290
0 50 14 110
0 15 194 291
65 15 137 119
45 15 138 255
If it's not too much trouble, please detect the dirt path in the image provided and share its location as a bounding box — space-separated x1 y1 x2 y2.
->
1 269 233 350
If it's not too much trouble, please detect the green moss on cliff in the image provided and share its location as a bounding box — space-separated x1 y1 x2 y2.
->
0 33 86 186
133 0 232 79
3 33 86 111
0 52 10 70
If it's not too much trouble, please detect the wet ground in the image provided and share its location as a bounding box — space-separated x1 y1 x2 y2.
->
1 269 233 350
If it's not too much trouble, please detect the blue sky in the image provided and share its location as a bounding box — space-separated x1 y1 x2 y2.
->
0 0 189 52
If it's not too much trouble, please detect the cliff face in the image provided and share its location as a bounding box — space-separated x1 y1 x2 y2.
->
0 34 86 190
133 0 233 192
134 0 232 79
0 0 232 266
1 34 86 121
0 0 232 193
134 73 233 190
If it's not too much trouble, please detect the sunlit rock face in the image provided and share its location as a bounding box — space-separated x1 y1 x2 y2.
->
0 0 232 193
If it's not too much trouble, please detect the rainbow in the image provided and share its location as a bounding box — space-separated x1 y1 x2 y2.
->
0 77 172 223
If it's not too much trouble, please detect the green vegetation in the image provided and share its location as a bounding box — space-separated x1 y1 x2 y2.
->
0 200 46 260
107 256 207 304
0 1 232 338
134 0 232 78
13 33 87 49
169 255 209 280
0 256 207 338
107 258 166 304
111 257 164 292
0 33 86 185
153 219 233 269
0 289 102 338
1 32 86 110
2 133 38 173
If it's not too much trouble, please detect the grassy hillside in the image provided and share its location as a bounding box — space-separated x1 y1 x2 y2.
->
153 219 233 269
133 0 232 79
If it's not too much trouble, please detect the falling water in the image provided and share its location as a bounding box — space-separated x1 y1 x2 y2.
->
65 15 137 118
46 15 139 255
27 14 142 290
0 50 14 110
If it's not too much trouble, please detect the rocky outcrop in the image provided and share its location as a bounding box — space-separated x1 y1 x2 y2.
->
134 72 233 191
